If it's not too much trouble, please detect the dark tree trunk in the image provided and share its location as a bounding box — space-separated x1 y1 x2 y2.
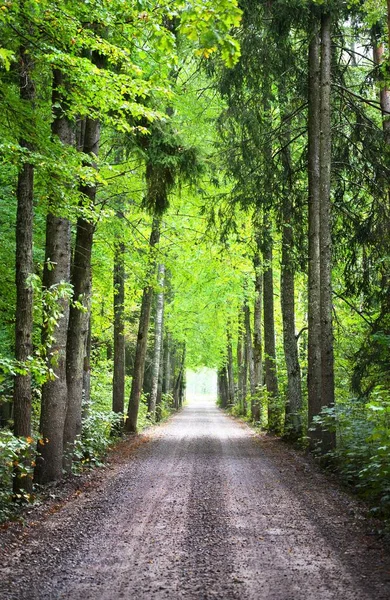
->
173 345 186 410
35 69 75 484
307 27 323 444
319 14 336 452
82 317 91 414
63 115 99 470
218 366 229 409
162 331 171 396
263 217 279 432
253 249 263 392
148 263 165 419
244 299 257 421
226 327 235 405
113 239 126 416
280 109 302 442
126 217 161 432
13 35 35 495
237 309 247 415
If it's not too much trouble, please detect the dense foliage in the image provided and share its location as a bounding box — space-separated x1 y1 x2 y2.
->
0 0 390 521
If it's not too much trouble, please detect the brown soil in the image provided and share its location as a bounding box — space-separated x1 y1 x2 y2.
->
1 400 390 599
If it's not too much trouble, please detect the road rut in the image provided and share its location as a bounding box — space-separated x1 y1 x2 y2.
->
1 399 390 599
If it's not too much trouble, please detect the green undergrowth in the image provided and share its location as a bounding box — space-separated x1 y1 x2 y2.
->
0 359 177 523
224 391 390 526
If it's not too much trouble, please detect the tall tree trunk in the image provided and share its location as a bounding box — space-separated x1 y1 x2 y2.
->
226 327 235 404
280 109 302 441
162 331 171 395
112 238 126 416
126 216 161 432
307 26 323 444
319 13 336 451
63 115 99 469
263 216 279 432
244 299 257 420
253 249 263 392
237 322 245 414
155 311 165 422
13 32 35 495
34 71 74 484
148 263 165 419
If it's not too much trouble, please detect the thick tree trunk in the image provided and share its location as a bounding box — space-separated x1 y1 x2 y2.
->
13 37 35 495
63 116 99 469
113 239 126 416
307 27 323 444
126 217 161 432
218 366 229 409
34 70 74 484
148 263 165 419
263 218 279 432
319 14 336 452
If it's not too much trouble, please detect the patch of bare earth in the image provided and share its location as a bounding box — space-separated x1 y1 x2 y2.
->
1 400 390 599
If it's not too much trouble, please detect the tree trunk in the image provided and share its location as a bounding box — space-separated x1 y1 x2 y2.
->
162 331 171 396
226 327 235 405
13 35 35 495
173 345 186 410
253 250 263 392
148 263 165 419
34 71 74 484
112 239 126 416
237 323 245 413
126 217 161 432
218 366 229 409
82 317 91 414
244 299 257 421
263 217 279 432
319 13 336 451
307 26 323 444
280 108 302 442
155 313 165 422
63 115 99 469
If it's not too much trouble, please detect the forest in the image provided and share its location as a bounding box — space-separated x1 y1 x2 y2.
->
0 0 389 525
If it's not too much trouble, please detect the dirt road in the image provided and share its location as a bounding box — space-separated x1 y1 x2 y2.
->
1 399 390 599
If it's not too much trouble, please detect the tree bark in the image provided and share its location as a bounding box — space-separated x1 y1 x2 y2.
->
263 216 279 432
244 299 257 420
126 216 161 432
63 115 99 469
307 26 323 444
253 249 263 392
162 331 171 396
280 110 302 441
226 327 235 405
34 70 74 484
13 33 35 495
319 13 336 451
112 239 126 416
148 263 165 419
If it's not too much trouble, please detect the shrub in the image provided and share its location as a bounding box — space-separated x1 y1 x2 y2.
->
0 430 34 521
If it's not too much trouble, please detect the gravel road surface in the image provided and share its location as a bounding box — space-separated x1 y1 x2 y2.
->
1 398 390 599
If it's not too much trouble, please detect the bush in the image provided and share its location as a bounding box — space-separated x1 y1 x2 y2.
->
71 410 124 472
0 430 34 521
